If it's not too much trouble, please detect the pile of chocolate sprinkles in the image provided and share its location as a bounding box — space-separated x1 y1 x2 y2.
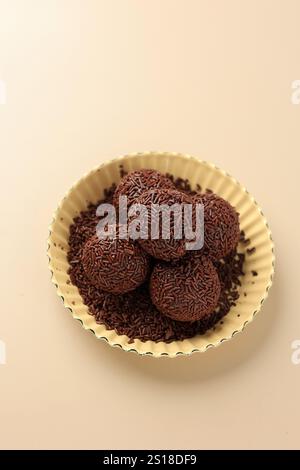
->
67 175 247 343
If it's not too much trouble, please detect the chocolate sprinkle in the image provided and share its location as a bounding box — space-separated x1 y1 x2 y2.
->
240 230 251 247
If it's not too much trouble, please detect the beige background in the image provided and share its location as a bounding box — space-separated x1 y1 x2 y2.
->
0 0 299 450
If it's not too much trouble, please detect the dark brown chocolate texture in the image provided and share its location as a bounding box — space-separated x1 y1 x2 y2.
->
67 172 246 343
113 169 175 210
132 188 192 261
193 193 240 260
82 226 150 294
150 256 221 322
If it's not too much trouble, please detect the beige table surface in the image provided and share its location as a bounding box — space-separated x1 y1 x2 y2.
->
0 0 299 450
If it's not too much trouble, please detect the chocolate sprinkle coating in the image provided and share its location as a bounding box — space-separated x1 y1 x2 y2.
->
82 227 150 294
193 193 240 261
67 175 246 343
113 169 175 210
150 256 221 322
133 188 192 261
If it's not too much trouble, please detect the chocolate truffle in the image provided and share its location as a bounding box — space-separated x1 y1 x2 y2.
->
193 193 240 260
82 227 150 294
113 169 175 210
132 188 192 261
150 256 221 322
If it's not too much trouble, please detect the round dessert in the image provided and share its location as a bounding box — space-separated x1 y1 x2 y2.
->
150 256 221 322
113 169 175 210
82 226 150 294
131 188 192 261
193 193 240 260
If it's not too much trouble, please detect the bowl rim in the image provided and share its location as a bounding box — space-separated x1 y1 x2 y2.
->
47 151 275 358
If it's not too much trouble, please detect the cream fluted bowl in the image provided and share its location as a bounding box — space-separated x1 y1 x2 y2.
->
47 152 275 358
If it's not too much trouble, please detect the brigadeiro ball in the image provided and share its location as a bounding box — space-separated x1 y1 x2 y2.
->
82 226 150 294
113 169 175 210
193 193 240 260
150 256 221 322
131 188 192 261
